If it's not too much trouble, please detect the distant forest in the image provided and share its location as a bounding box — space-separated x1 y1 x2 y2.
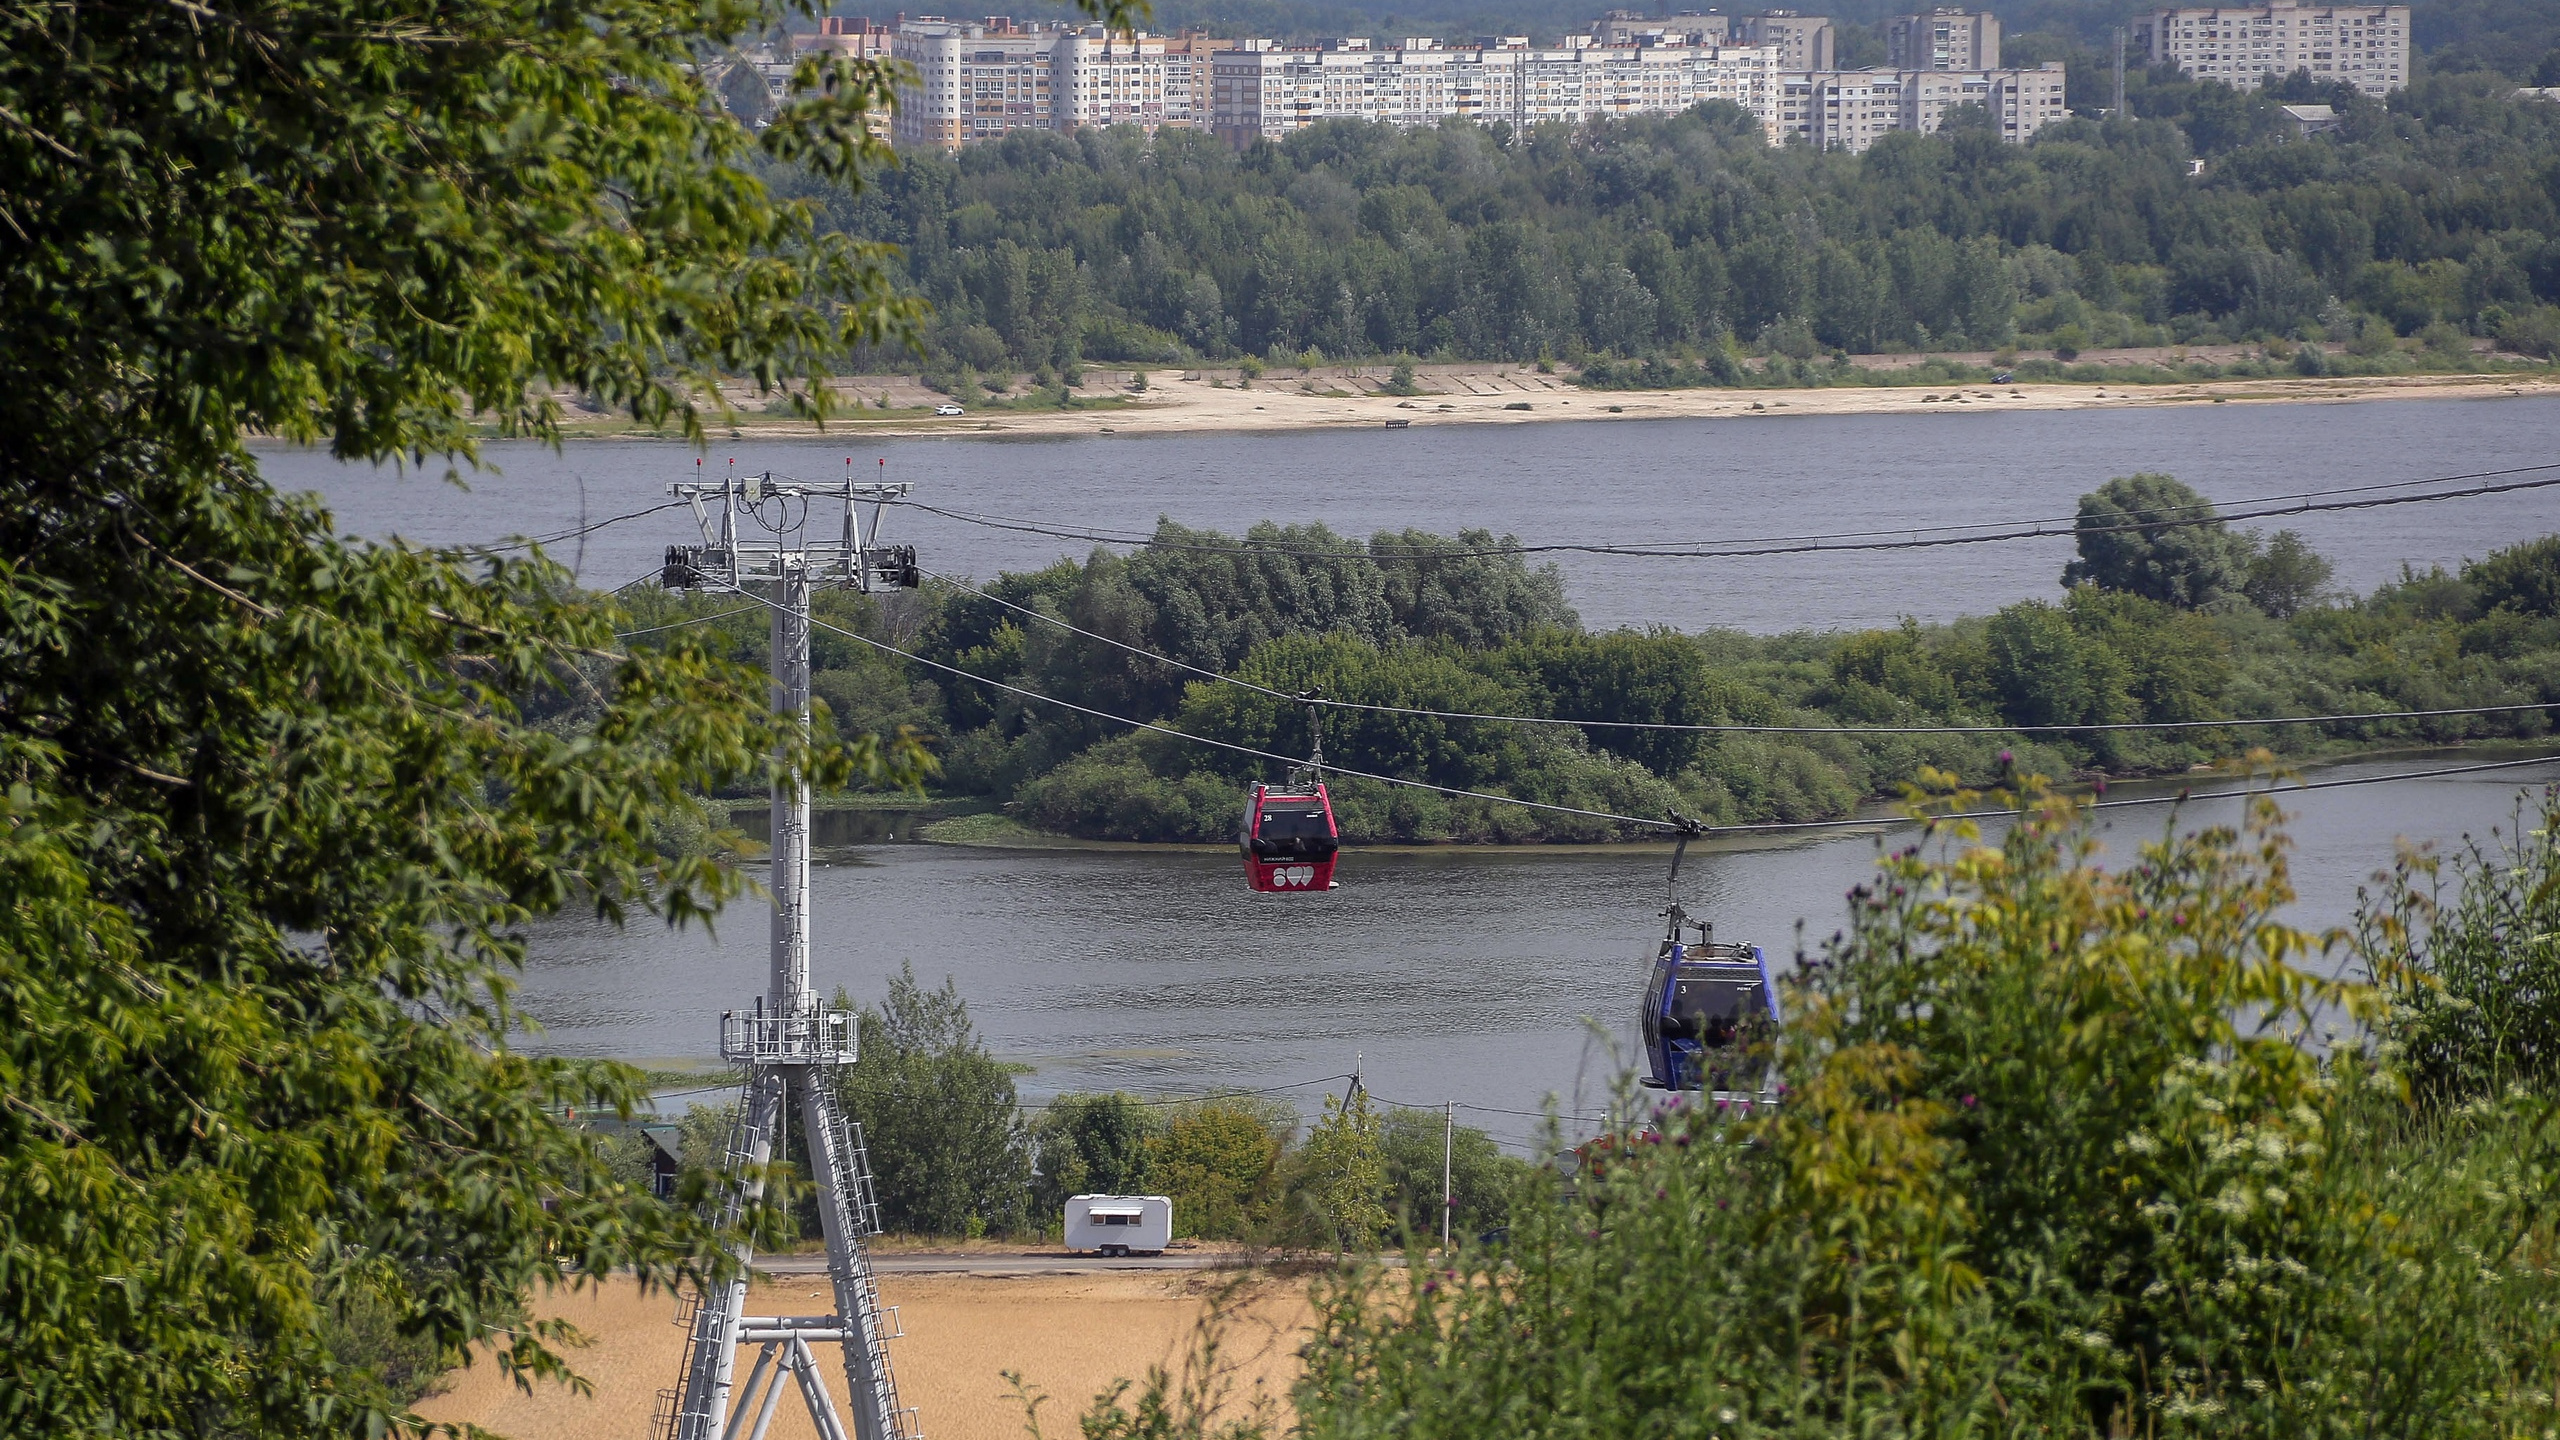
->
787 65 2560 379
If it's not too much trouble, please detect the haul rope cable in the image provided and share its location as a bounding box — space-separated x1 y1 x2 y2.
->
922 565 2560 738
473 498 697 553
895 463 2560 554
452 455 2554 562
890 459 2560 561
707 581 2560 837
616 603 763 640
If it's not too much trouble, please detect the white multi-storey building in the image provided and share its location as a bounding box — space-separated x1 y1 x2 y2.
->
884 14 2060 154
1886 8 2002 70
1058 30 1179 131
892 18 1061 150
1739 12 1834 71
893 20 1234 148
1771 60 2066 150
1211 37 1790 143
2137 2 2409 96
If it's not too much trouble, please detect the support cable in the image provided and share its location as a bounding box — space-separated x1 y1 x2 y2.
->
617 604 764 640
473 498 698 554
922 565 2560 738
891 459 2560 562
706 581 2560 837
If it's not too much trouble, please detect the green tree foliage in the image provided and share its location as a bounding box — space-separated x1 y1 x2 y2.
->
2243 528 2338 617
834 966 1032 1237
807 72 2560 374
0 0 978 1426
1286 1092 1393 1254
2063 473 2254 610
1031 1092 1165 1219
1146 1103 1287 1241
2464 533 2560 618
1985 598 2125 726
1293 780 2560 1437
2367 785 2560 1105
1377 1109 1528 1243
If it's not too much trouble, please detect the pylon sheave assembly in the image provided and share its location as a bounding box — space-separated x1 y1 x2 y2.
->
652 468 924 1440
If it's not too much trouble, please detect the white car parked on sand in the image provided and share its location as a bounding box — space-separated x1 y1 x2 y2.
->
934 402 966 416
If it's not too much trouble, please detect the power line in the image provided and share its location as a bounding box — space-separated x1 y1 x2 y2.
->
713 582 1689 832
893 460 2560 562
707 580 2560 837
618 604 764 640
476 498 697 553
923 565 2560 739
643 1072 1359 1116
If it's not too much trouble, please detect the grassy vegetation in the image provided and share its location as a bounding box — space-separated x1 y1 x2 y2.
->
1067 778 2560 1440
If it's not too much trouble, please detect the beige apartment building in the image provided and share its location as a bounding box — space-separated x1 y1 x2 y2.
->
1209 36 1790 145
2137 3 2409 96
1738 11 1834 71
891 18 1059 149
1770 60 2067 151
890 18 1235 149
1886 9 2002 69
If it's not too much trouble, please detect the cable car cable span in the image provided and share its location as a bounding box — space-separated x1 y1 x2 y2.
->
892 459 2560 562
919 566 2560 738
709 581 2560 838
710 580 1686 831
616 603 764 640
894 462 2557 554
473 498 698 554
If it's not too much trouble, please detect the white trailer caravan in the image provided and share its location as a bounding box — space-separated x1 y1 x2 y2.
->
1064 1194 1173 1257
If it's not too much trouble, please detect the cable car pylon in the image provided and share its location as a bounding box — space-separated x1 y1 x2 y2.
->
651 468 924 1440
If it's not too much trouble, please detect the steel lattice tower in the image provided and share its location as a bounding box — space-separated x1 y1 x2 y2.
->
651 469 923 1440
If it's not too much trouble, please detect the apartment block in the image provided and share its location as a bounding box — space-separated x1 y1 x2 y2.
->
1210 37 1789 144
1593 9 1732 46
793 14 895 61
892 17 1060 149
1886 9 2001 70
1771 60 2066 151
1738 12 1833 72
879 11 2060 154
1057 30 1178 131
2137 2 2409 96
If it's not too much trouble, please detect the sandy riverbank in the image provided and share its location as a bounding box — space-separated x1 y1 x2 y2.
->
414 1269 1313 1440
558 365 2560 445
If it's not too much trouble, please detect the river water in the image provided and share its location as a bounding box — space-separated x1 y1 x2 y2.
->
258 392 2560 633
258 396 2560 1140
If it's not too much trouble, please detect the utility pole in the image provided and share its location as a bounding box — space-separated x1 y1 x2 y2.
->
1441 1102 1454 1252
653 467 923 1440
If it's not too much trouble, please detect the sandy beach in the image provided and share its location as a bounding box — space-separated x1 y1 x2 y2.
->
414 1268 1314 1440
570 359 2560 445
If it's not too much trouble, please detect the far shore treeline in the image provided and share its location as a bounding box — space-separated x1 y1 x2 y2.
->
794 69 2560 400
616 477 2560 845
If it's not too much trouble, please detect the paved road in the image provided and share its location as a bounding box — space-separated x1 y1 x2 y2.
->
754 1251 1250 1277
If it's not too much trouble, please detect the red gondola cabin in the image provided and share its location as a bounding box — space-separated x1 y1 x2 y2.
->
1240 782 1340 892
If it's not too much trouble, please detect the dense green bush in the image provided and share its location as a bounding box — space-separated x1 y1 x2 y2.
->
2368 785 2560 1105
1377 1107 1531 1243
629 520 2560 844
1030 1092 1163 1220
1284 781 2560 1439
1147 1101 1290 1241
830 965 1031 1237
